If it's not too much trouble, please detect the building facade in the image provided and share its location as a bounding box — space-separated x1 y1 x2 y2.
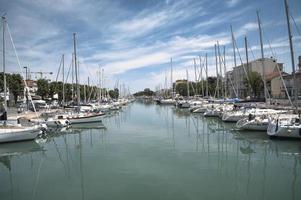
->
228 58 283 98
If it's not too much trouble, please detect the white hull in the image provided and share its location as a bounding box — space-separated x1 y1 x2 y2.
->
192 107 207 113
222 114 243 122
204 110 221 117
267 121 301 138
237 120 268 131
159 99 176 105
68 114 104 124
0 126 40 143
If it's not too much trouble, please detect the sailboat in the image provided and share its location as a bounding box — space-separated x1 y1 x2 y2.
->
50 33 105 126
158 58 176 105
267 0 301 138
0 16 41 143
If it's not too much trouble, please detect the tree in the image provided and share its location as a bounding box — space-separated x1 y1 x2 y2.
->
133 88 154 97
49 81 63 101
244 72 263 98
109 88 119 99
5 74 24 104
36 79 49 99
207 77 217 97
1 73 24 105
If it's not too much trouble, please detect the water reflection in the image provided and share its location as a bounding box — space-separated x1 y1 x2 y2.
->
157 104 301 199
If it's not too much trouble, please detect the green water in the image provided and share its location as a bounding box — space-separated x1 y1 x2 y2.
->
1 101 301 200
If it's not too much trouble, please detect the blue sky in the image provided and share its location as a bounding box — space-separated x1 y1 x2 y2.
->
0 0 301 92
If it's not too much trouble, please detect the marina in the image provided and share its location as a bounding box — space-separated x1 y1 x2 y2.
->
1 101 301 200
1 0 301 199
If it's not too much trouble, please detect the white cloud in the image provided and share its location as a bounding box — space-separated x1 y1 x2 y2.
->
235 22 258 37
114 12 168 37
226 0 241 8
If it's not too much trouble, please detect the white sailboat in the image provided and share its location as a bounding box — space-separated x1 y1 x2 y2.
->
203 104 232 117
0 16 41 143
267 0 301 139
0 123 41 143
158 98 176 105
236 115 270 131
49 33 105 126
267 114 301 138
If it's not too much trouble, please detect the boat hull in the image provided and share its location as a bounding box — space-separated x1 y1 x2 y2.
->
0 128 40 143
237 122 268 131
68 114 104 124
267 122 301 138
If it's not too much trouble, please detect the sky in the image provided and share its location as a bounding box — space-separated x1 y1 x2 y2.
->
0 0 301 92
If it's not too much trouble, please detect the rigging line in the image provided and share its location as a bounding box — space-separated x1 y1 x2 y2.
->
233 35 252 87
247 41 256 60
55 55 63 82
65 56 73 83
291 14 301 36
258 30 293 107
6 22 38 118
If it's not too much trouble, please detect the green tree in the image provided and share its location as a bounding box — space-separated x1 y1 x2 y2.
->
109 88 119 99
133 88 154 97
8 74 24 104
49 81 64 101
176 81 196 97
36 79 49 99
244 72 263 98
207 77 217 97
1 73 24 104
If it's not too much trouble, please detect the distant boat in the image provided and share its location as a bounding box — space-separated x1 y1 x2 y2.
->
157 99 175 105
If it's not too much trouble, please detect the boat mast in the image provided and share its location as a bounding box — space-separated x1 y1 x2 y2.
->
98 65 101 101
102 68 104 99
223 46 227 98
257 11 268 103
73 33 80 108
217 41 223 98
284 0 297 106
62 54 65 106
170 58 173 99
194 58 197 95
214 44 219 98
244 36 251 97
230 25 238 98
205 53 208 97
2 16 7 111
200 56 204 97
71 53 74 101
186 69 190 98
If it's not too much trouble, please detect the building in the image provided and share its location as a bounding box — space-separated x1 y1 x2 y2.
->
282 72 301 98
269 71 289 98
279 56 301 99
24 80 38 96
228 58 283 98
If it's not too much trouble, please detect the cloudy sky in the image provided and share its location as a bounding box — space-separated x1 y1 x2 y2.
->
1 0 301 92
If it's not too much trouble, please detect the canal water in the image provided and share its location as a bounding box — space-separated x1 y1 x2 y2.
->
1 101 301 200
